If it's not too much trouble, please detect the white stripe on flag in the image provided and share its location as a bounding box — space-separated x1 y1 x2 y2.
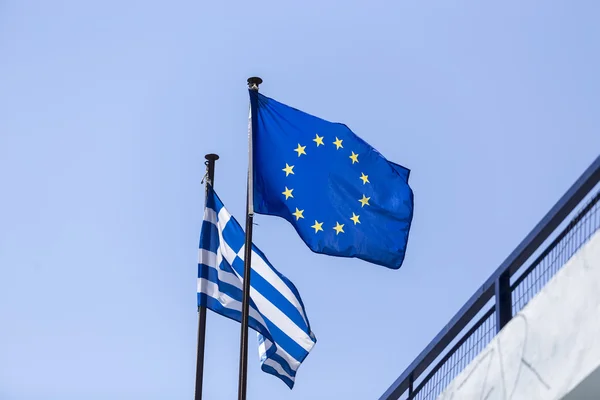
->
198 248 216 266
204 207 217 225
216 208 240 262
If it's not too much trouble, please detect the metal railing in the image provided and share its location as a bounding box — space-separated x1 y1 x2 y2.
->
380 155 600 400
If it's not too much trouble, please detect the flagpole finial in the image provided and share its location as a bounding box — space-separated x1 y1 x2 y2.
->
247 77 262 91
203 153 219 186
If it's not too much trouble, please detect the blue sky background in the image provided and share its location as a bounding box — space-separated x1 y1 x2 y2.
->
1 1 599 399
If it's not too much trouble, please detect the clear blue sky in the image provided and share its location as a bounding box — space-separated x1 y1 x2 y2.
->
1 1 599 399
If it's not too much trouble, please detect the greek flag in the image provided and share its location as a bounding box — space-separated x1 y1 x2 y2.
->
198 185 316 389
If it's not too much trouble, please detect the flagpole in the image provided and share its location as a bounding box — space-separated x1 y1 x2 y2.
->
195 153 219 400
237 76 262 400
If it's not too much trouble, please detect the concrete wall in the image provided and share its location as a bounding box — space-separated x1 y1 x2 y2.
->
437 230 600 400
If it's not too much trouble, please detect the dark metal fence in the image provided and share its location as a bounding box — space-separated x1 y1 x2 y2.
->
380 155 600 400
512 192 600 315
409 309 497 400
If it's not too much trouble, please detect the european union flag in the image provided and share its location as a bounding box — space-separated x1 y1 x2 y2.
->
250 91 414 269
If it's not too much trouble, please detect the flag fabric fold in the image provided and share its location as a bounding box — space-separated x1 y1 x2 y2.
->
250 90 414 269
198 186 316 389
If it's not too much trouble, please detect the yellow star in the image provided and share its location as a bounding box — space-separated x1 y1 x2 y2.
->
349 151 359 164
350 213 360 225
359 194 370 207
333 137 343 150
333 222 345 235
292 208 304 220
294 144 307 157
282 163 295 176
313 134 324 147
282 187 294 200
311 220 323 233
360 173 369 184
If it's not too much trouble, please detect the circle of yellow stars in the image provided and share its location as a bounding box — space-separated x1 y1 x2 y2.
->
280 133 372 236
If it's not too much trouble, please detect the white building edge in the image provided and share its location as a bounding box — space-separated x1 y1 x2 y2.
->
437 230 600 400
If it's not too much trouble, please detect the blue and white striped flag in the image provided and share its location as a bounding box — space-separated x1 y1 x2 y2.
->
198 185 316 389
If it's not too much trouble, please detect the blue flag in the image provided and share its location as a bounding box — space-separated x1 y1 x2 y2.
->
198 186 316 388
250 91 414 269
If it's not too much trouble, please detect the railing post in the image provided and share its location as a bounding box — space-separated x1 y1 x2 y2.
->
495 270 512 332
407 374 414 399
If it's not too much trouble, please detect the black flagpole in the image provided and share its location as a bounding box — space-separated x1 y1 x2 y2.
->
237 77 262 400
195 153 219 400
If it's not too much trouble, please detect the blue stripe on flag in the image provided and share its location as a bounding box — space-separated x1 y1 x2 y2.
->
261 363 294 388
220 219 245 254
199 221 219 254
205 188 222 214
